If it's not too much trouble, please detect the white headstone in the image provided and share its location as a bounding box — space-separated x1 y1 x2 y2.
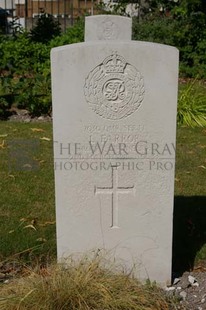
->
85 15 132 42
51 15 179 286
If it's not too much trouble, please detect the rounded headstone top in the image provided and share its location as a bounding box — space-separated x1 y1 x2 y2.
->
85 15 132 42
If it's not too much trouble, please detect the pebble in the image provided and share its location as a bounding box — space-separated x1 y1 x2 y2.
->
18 109 29 116
165 286 176 291
4 279 9 284
180 291 187 300
24 118 31 123
173 278 180 285
188 275 197 284
165 286 175 292
38 116 44 121
201 298 205 303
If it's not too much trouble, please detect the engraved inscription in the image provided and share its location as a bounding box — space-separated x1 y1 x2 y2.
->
84 52 145 120
103 79 125 103
97 18 119 40
95 166 135 228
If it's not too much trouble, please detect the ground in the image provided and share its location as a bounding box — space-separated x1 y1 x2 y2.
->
0 110 205 310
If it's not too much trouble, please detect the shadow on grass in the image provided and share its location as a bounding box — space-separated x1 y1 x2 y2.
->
172 196 206 275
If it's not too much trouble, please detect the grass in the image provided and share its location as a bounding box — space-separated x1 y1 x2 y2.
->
178 79 206 127
0 121 205 309
0 121 205 267
175 127 206 196
0 122 56 264
173 128 206 270
0 255 182 310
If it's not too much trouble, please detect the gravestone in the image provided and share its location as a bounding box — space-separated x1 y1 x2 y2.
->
51 15 179 286
85 15 132 41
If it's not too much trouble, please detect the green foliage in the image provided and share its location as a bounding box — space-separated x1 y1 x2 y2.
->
13 73 51 116
0 19 84 117
132 16 178 46
30 13 61 43
132 0 206 78
177 80 206 127
0 36 49 78
0 11 206 122
49 17 84 47
142 0 206 17
0 97 9 118
0 32 51 116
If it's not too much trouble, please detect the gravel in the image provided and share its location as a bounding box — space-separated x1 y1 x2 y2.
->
165 270 206 309
2 108 52 122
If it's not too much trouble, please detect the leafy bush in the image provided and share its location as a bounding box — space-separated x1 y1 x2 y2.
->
30 13 61 43
49 17 84 47
0 13 206 123
13 73 51 116
132 16 178 46
0 32 51 116
0 19 84 118
0 97 10 118
132 9 206 78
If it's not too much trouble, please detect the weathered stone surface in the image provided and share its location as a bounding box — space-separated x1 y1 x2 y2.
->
51 15 179 286
85 15 132 42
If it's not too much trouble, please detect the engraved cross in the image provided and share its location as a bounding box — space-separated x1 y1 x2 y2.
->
94 166 135 228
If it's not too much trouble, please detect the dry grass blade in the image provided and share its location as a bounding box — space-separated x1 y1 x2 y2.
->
0 255 182 310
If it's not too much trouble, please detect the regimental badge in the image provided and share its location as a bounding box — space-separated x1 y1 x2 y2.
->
97 18 119 40
84 52 145 120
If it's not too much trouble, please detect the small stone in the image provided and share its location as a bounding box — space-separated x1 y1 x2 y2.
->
188 275 196 284
180 291 187 300
24 118 31 123
192 282 199 287
19 109 29 116
165 286 176 291
177 287 182 290
198 307 202 310
173 278 180 285
4 279 9 284
38 116 44 121
201 298 205 303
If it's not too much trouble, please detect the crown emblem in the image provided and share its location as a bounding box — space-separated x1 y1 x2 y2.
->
84 53 145 120
103 52 126 73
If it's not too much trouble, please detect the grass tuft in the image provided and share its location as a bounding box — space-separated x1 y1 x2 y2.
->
0 255 181 310
177 79 206 127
